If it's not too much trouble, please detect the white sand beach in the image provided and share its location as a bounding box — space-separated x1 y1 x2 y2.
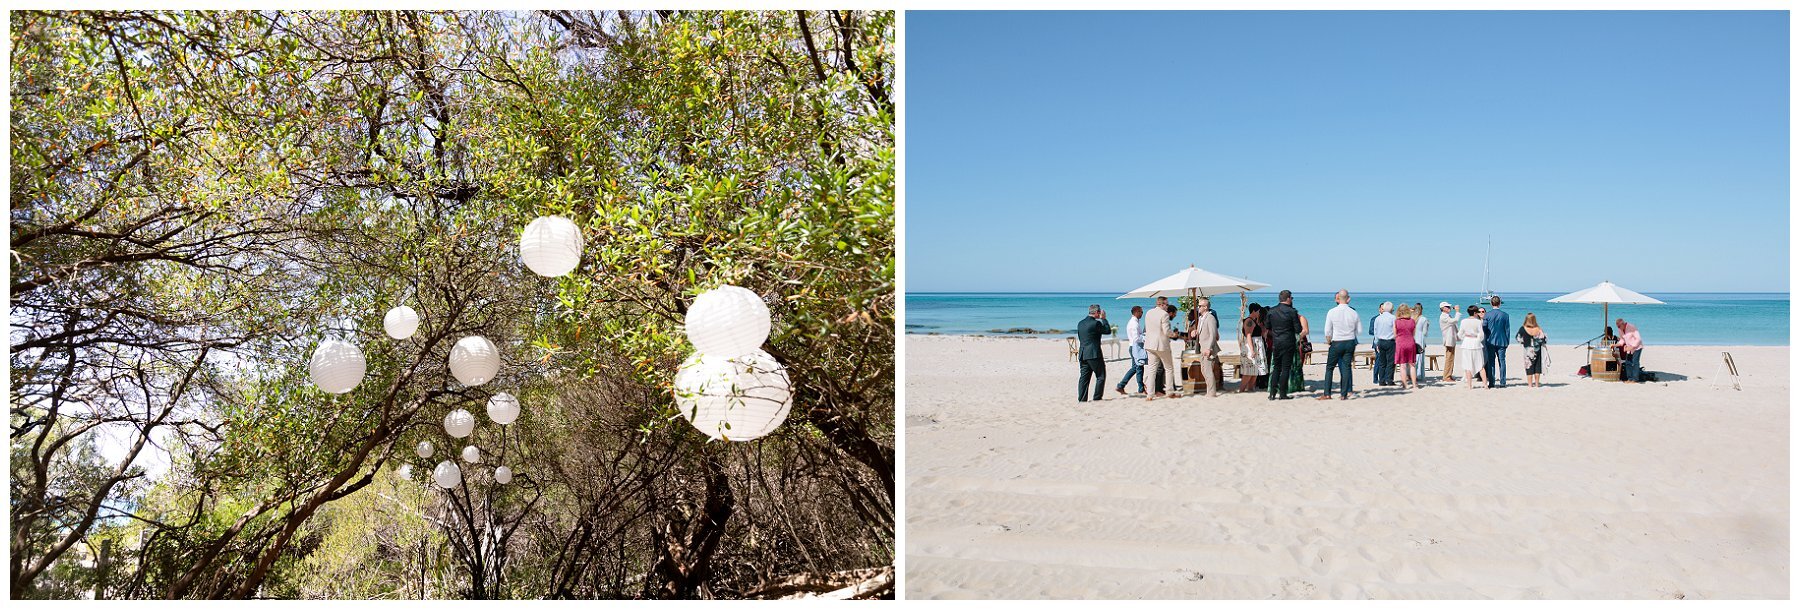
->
903 335 1789 599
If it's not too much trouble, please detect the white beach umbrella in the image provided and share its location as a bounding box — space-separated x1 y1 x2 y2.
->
1548 280 1664 329
1117 265 1270 326
1116 265 1270 299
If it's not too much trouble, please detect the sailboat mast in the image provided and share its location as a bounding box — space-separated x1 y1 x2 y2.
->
1480 237 1491 301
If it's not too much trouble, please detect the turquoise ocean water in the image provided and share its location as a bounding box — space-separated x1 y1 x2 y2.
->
907 292 1789 346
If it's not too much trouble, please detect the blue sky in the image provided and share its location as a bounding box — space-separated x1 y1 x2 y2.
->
906 11 1789 293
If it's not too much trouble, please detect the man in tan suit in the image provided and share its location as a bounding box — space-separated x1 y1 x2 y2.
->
1191 297 1221 397
1142 296 1176 399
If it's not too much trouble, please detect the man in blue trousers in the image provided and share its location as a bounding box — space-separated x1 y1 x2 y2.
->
1481 295 1511 388
1368 302 1397 386
1114 306 1146 396
1318 290 1361 400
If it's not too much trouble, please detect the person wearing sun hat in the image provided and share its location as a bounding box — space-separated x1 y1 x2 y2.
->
1437 301 1460 382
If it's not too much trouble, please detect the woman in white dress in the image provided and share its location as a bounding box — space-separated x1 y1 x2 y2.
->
1236 304 1268 393
1457 305 1487 390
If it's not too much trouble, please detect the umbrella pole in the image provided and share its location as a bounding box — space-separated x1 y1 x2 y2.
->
1239 291 1247 345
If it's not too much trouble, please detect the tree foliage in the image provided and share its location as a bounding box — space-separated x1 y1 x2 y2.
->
10 10 892 599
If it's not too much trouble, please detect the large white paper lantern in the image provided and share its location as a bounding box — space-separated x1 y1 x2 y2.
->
394 463 413 481
384 305 420 339
673 349 793 441
415 440 434 458
309 339 367 394
487 392 520 425
684 285 772 357
443 408 476 439
494 465 512 485
448 335 500 386
432 460 461 488
519 215 583 277
461 445 481 463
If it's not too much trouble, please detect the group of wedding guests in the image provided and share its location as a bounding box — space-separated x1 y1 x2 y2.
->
1075 290 1648 402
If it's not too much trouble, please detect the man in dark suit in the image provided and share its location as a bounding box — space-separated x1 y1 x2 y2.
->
1264 290 1302 400
1481 295 1511 388
1076 304 1111 401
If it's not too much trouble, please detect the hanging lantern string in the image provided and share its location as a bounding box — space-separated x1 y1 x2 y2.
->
497 419 508 469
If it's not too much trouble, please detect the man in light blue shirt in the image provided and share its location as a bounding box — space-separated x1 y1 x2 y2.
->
1369 302 1397 386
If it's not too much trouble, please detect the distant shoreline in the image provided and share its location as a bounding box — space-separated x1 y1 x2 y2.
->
905 292 1790 346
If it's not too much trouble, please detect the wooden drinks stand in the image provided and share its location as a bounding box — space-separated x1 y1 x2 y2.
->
1589 345 1621 381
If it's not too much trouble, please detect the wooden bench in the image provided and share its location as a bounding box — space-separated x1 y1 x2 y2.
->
1302 347 1376 367
1359 349 1447 370
1268 346 1445 370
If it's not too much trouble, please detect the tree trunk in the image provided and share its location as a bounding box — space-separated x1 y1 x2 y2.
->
653 453 734 598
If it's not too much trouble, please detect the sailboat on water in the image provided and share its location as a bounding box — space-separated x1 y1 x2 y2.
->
1477 236 1498 303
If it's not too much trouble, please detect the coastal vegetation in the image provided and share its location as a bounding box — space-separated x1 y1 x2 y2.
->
10 10 893 599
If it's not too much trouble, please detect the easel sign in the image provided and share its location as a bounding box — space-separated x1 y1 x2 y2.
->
1712 351 1741 391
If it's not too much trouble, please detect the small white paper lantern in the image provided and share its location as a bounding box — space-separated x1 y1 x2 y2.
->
494 465 512 485
443 408 476 439
448 335 500 386
519 215 584 277
394 463 413 481
673 349 793 442
684 285 772 357
415 440 434 458
461 445 481 463
432 460 461 488
486 392 520 425
383 305 420 339
309 339 367 394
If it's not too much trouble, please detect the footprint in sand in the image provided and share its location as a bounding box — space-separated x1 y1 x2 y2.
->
1275 577 1319 599
1293 544 1349 577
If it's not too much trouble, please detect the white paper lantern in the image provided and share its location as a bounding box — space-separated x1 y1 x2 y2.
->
487 392 520 425
519 215 583 277
494 465 512 485
461 445 481 463
448 335 500 386
673 349 793 442
394 463 413 481
309 339 367 394
684 285 772 357
415 440 434 458
384 305 420 339
443 408 476 439
432 460 461 488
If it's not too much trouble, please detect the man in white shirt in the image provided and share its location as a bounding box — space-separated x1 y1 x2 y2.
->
1114 306 1147 396
1438 301 1460 382
1142 297 1176 399
1319 290 1361 400
1368 302 1397 386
